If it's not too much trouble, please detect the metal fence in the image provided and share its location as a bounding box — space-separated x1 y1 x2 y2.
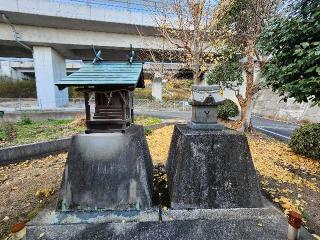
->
0 98 191 112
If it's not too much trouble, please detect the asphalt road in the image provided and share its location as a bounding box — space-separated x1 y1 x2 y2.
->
135 110 298 142
251 116 298 142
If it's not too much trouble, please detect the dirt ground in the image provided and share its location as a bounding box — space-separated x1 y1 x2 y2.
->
0 153 67 239
0 125 319 239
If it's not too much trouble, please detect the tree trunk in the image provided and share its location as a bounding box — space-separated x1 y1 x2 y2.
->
237 94 255 132
238 39 255 132
193 36 201 85
193 50 202 85
243 97 255 132
193 5 201 86
236 94 247 131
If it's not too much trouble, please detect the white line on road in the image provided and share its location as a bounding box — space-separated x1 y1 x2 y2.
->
254 127 290 140
256 125 297 130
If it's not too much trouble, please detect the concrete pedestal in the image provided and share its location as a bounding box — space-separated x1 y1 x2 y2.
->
57 125 153 211
33 46 68 109
188 121 224 130
167 124 263 209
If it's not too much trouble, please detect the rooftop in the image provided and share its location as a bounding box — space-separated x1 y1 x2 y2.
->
56 61 144 89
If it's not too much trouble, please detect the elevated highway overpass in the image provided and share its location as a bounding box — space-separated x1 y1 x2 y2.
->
0 0 172 108
0 0 166 59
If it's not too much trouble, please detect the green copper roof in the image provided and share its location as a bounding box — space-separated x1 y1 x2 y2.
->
56 62 144 89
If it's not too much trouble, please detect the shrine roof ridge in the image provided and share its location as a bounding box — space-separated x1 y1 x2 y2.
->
55 61 144 89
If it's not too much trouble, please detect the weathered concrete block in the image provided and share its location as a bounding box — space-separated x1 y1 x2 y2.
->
26 207 294 240
167 124 262 209
58 125 153 211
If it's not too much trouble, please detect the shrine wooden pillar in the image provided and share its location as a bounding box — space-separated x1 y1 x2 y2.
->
84 91 90 121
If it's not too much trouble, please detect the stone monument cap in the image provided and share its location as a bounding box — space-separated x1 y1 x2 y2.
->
191 85 225 105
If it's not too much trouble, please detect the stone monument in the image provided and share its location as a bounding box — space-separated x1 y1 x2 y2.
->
188 85 225 130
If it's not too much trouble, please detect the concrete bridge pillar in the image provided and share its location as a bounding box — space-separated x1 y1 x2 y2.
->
33 46 68 109
152 73 163 101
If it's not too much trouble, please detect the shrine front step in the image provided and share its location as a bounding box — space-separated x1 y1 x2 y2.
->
26 207 294 240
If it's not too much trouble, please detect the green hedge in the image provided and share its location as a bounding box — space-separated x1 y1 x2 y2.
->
217 99 239 120
289 123 320 159
0 76 36 98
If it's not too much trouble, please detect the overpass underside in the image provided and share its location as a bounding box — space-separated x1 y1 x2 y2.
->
0 0 180 108
0 22 166 60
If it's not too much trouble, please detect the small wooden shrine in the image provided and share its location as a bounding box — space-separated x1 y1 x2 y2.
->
56 61 145 133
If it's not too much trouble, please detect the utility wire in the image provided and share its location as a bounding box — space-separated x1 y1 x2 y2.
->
1 14 33 53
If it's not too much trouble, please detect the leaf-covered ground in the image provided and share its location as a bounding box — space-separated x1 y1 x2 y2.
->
249 133 320 233
146 125 174 164
0 124 319 239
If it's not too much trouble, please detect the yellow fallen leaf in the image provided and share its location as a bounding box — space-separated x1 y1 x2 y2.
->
35 188 55 198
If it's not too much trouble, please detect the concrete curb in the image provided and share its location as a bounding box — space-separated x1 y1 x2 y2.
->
3 111 82 122
0 122 174 166
0 138 72 165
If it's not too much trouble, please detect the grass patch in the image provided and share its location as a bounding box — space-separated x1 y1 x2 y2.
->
0 121 16 142
135 116 162 126
0 119 85 148
0 116 162 148
144 128 153 136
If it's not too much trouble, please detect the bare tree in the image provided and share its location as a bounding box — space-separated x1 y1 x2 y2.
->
152 0 230 85
135 26 183 82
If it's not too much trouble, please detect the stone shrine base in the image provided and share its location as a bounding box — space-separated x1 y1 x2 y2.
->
26 203 298 240
58 125 153 211
167 124 263 209
187 121 224 130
